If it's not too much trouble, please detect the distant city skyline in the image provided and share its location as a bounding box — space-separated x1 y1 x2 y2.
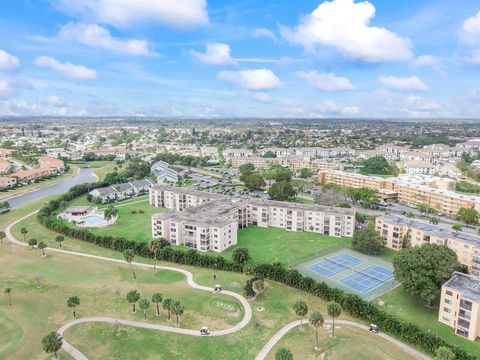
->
1 0 480 118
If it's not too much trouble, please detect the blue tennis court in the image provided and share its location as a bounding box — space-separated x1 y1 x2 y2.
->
308 253 363 277
340 265 394 294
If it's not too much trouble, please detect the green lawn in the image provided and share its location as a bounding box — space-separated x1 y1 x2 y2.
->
222 227 352 265
377 287 480 355
72 161 119 180
266 322 416 360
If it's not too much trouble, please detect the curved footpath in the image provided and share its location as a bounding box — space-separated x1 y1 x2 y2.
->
6 211 431 360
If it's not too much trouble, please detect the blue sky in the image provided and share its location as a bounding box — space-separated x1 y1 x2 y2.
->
1 0 480 118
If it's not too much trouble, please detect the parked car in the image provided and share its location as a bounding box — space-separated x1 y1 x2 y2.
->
200 327 210 335
369 324 378 333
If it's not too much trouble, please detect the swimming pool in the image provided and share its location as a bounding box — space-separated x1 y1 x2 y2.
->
81 215 106 225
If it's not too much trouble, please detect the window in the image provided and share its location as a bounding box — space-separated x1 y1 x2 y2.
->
444 298 452 305
443 307 450 313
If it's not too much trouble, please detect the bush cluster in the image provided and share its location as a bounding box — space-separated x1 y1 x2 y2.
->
36 181 475 360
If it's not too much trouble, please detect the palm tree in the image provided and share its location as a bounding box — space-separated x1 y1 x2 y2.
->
252 279 265 298
0 230 6 245
429 216 439 225
55 235 64 248
28 238 37 249
152 292 163 316
309 311 324 350
275 347 293 360
123 249 136 280
67 296 80 318
127 290 141 313
20 227 28 242
293 300 308 330
162 298 173 320
38 241 47 257
41 331 63 359
148 239 162 269
139 298 150 320
406 211 415 219
104 205 118 224
171 300 184 326
4 288 12 307
327 301 341 338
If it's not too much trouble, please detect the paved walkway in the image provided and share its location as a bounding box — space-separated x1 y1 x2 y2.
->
6 211 430 360
255 319 431 360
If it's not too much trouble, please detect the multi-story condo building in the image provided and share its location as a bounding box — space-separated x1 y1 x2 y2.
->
375 215 480 277
319 170 480 216
223 148 253 158
150 185 355 252
227 155 344 172
403 160 435 175
439 272 480 341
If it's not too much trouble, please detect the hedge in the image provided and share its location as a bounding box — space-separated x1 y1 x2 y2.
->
36 182 476 360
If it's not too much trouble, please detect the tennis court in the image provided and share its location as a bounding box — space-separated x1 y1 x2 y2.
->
295 249 398 300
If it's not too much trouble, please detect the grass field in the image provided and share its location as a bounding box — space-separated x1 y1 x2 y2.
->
223 227 352 265
377 287 480 355
73 161 119 180
265 324 416 360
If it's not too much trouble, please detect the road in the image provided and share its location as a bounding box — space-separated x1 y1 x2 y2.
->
255 319 431 360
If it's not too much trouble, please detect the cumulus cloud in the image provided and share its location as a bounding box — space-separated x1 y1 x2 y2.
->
313 100 359 115
189 43 236 65
280 0 413 62
251 28 277 42
460 11 480 64
218 69 282 90
296 71 354 91
59 22 150 55
53 0 209 28
412 55 444 73
0 79 31 98
405 95 441 114
379 75 428 91
0 49 20 71
34 56 98 80
243 91 271 102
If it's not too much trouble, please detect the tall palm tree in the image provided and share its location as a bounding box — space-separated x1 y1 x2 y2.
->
38 241 47 257
55 235 64 248
67 296 80 318
162 298 173 320
309 311 324 350
20 227 28 242
28 238 37 249
151 292 163 316
293 300 308 330
327 301 341 338
127 290 141 313
171 300 184 326
104 205 119 224
4 288 12 307
123 249 136 280
148 239 162 269
0 230 6 245
41 331 63 359
139 298 150 320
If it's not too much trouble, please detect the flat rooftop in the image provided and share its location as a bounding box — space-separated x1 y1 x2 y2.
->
444 272 480 302
378 214 480 246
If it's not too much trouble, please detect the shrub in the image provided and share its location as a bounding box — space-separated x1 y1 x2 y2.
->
138 210 144 214
131 210 137 214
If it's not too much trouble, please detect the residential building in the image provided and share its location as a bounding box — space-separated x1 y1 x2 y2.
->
151 160 179 184
0 148 13 157
439 272 480 341
403 160 435 175
150 185 355 252
0 159 10 174
375 215 480 277
12 167 57 183
223 148 253 158
0 176 17 188
38 156 65 172
90 179 156 203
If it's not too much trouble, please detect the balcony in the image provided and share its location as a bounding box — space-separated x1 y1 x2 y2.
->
460 300 473 311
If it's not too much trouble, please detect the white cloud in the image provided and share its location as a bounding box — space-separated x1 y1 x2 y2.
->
296 71 354 91
412 55 444 73
313 100 359 116
379 75 428 91
189 43 236 65
0 49 20 71
280 0 413 62
53 0 209 28
218 69 282 90
405 95 441 114
34 56 98 80
470 88 480 102
59 22 150 55
251 28 277 42
0 79 31 98
243 91 271 102
461 10 480 46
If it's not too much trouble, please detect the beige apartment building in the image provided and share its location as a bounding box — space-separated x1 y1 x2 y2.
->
227 155 344 172
319 170 480 216
438 272 480 341
150 185 355 252
376 215 480 278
